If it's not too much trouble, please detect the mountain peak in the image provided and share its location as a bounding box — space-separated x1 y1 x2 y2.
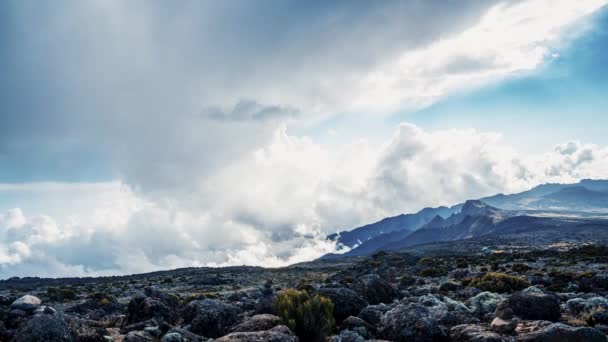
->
462 200 489 214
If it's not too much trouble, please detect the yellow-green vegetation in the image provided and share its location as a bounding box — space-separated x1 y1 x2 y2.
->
273 289 335 341
467 272 530 293
89 292 115 306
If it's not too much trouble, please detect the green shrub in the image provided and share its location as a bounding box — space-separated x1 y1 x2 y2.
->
89 292 115 305
46 287 77 302
399 275 416 287
467 272 530 293
273 289 334 341
419 267 448 277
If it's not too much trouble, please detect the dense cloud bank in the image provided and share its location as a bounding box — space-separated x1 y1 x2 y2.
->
1 123 607 277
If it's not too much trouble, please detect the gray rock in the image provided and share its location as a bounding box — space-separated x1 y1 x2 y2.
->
490 317 516 334
161 332 183 342
349 274 399 305
468 292 505 317
508 291 560 321
379 303 448 341
11 295 42 311
331 330 366 342
566 297 608 316
215 325 296 342
516 322 606 342
124 331 154 342
182 299 240 338
230 314 282 332
450 324 507 342
126 295 179 325
493 300 514 320
14 310 71 342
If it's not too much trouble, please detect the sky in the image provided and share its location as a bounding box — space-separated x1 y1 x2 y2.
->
1 0 607 278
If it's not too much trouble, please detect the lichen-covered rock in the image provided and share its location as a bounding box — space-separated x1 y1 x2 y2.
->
230 314 282 332
379 303 448 342
183 299 240 337
508 291 560 321
216 325 296 342
317 287 368 323
516 322 606 342
467 292 505 317
450 324 507 342
566 297 608 316
330 329 366 342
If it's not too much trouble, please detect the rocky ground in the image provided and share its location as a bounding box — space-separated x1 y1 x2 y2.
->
1 245 608 341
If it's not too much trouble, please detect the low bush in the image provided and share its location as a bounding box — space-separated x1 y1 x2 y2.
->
46 287 77 302
467 272 530 293
273 289 334 341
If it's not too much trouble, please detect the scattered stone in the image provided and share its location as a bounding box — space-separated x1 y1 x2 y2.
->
11 295 42 311
450 324 507 342
379 303 448 342
508 291 561 321
490 317 517 334
230 314 282 332
182 299 240 337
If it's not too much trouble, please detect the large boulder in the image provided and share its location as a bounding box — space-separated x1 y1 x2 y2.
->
349 274 399 305
317 288 368 323
11 295 42 311
216 325 296 342
467 292 505 317
14 310 72 342
183 299 240 338
230 314 282 332
450 324 507 342
379 303 448 342
516 323 606 342
126 295 178 325
508 291 560 321
566 297 608 316
358 304 391 326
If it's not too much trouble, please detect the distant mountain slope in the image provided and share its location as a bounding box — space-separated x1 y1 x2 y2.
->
480 179 608 211
327 205 460 249
324 179 608 259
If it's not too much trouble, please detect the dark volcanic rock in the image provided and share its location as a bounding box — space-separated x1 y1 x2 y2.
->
126 295 178 325
183 299 241 338
493 300 514 320
14 310 72 342
358 304 390 326
230 314 282 332
508 291 560 321
317 287 368 323
379 303 448 342
349 274 399 304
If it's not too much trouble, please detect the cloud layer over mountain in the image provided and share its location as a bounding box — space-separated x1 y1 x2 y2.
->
2 123 607 277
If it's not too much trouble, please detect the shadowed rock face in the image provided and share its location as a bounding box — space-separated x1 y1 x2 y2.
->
1 245 608 341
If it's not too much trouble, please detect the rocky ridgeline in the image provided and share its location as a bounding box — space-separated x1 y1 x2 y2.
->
1 245 608 341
